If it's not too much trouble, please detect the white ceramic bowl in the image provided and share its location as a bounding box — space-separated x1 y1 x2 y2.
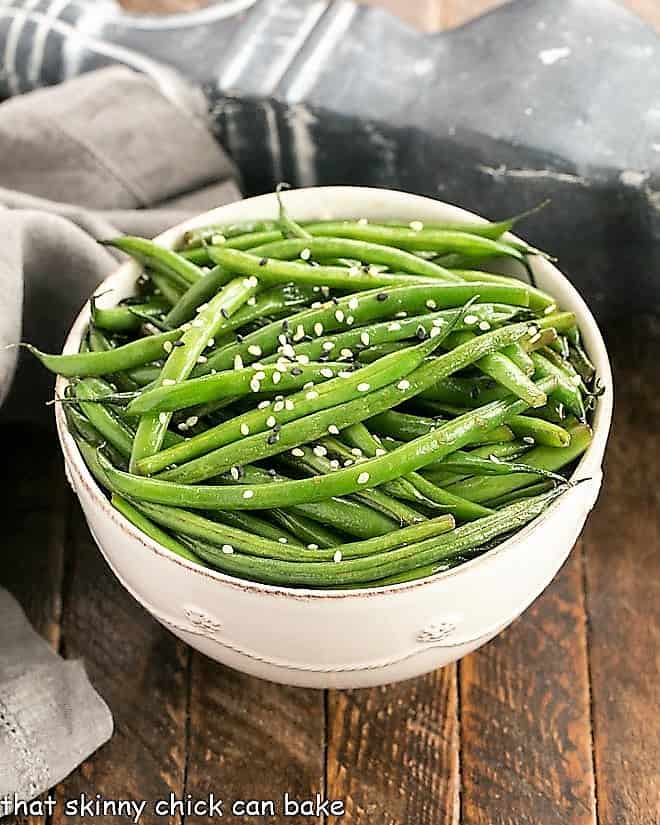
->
55 187 613 689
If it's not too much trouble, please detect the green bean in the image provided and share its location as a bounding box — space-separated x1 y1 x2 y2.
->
91 297 169 332
443 331 547 407
97 377 556 510
138 325 455 476
74 378 136 458
486 480 556 508
206 246 445 291
64 404 128 470
111 494 203 563
452 269 555 313
210 510 304 547
507 415 571 448
130 276 259 471
301 223 526 262
179 490 560 587
148 271 184 306
87 327 140 393
529 351 585 419
164 265 234 327
27 328 183 377
152 320 533 483
333 425 493 521
245 237 462 282
278 444 428 527
101 236 202 286
445 423 591 503
181 220 280 248
126 361 348 415
270 510 343 549
196 282 530 376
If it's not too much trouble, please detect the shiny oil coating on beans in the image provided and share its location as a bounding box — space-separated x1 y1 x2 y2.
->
28 199 600 589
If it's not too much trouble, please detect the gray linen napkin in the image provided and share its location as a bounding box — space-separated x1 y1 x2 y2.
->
0 65 241 811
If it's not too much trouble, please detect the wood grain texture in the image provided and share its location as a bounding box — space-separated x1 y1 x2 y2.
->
185 657 324 825
583 315 660 825
326 668 460 825
50 504 189 825
460 551 597 825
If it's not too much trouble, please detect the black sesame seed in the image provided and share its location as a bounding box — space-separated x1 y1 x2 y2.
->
331 297 339 305
416 325 428 340
220 308 229 319
267 432 280 445
291 367 303 376
236 465 244 479
259 258 268 266
376 293 388 302
235 333 244 343
281 320 289 331
173 340 185 348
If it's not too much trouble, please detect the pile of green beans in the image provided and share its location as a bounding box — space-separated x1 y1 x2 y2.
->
29 198 602 589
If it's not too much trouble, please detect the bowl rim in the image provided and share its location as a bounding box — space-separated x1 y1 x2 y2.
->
55 185 614 600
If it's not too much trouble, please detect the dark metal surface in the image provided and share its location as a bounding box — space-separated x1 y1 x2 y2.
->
0 0 658 318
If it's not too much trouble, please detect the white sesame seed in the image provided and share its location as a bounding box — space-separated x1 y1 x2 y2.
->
344 459 354 467
297 354 310 365
278 537 288 544
258 400 270 410
303 382 314 390
254 371 266 381
196 302 209 313
479 321 491 331
307 543 319 551
523 436 535 444
410 220 424 231
346 315 354 326
528 325 539 336
388 322 401 332
186 416 199 427
300 248 311 261
162 378 176 386
328 424 340 435
335 309 345 323
426 299 437 309
285 400 295 411
357 218 369 226
314 322 324 337
207 338 215 348
211 234 226 245
320 368 334 378
266 416 276 427
163 340 173 354
158 412 168 425
529 333 542 344
197 355 208 364
357 382 371 392
234 354 244 370
248 345 262 357
291 448 305 458
311 301 323 309
348 297 359 310
329 459 340 470
323 341 335 352
433 318 446 328
230 466 240 480
357 472 370 485
313 445 327 457
306 390 319 400
247 296 257 306
340 348 353 359
272 371 282 384
221 544 234 554
544 304 557 315
177 422 188 432
273 401 284 413
360 332 370 346
242 490 254 499
282 344 296 359
429 326 441 338
397 379 411 391
278 334 288 346
240 423 250 435
333 550 343 563
376 448 387 457
250 378 260 392
351 448 363 457
395 311 408 318
464 314 479 325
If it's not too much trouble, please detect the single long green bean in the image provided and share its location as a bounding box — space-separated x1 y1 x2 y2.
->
101 236 202 286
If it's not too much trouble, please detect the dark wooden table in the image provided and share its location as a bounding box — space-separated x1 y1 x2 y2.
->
3 2 659 824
